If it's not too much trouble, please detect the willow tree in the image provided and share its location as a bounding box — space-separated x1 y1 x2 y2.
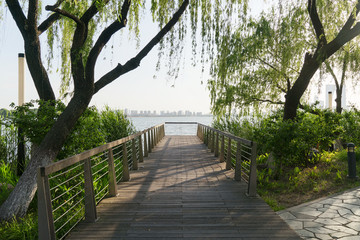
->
208 4 311 117
316 1 360 113
283 0 360 120
210 0 360 120
0 0 247 221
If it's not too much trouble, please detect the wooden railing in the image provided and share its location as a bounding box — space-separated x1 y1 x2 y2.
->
37 122 257 239
37 124 165 240
197 123 257 197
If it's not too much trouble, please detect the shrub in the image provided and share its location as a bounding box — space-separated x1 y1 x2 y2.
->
339 110 360 147
9 101 136 161
100 106 135 143
214 108 356 170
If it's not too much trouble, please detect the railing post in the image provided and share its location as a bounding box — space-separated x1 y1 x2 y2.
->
107 148 117 197
84 158 97 222
162 124 165 138
235 141 242 181
208 129 211 150
201 126 204 140
220 135 225 162
248 142 257 197
37 167 56 240
204 128 208 146
122 143 130 181
139 135 144 163
215 132 219 157
144 132 148 157
151 128 155 149
226 137 232 170
202 126 205 141
132 138 138 170
211 130 215 153
154 128 157 146
155 127 158 145
148 129 152 153
197 125 201 140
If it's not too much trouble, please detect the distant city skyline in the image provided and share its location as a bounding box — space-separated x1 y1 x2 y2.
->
124 108 211 117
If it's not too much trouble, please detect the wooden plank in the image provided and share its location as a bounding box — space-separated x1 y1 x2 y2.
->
66 136 300 240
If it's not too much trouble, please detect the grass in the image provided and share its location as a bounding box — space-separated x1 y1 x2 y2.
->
0 213 38 240
257 148 360 211
0 161 38 240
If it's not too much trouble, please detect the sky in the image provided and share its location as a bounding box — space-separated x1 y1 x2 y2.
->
0 2 207 114
3 1 356 115
0 1 269 115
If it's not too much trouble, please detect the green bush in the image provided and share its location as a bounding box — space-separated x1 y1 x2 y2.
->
100 106 135 143
9 100 64 145
0 135 6 162
339 110 360 146
57 106 106 160
9 101 136 161
214 108 360 170
212 114 256 141
0 120 18 165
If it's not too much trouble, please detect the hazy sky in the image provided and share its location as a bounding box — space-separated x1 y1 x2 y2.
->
0 1 271 114
12 1 360 115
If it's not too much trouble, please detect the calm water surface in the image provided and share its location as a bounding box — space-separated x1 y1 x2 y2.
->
129 116 213 135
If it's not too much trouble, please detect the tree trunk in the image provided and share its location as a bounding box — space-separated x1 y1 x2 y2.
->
335 87 343 113
283 54 321 120
0 92 91 221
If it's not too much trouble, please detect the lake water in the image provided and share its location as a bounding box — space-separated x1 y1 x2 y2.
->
129 116 213 135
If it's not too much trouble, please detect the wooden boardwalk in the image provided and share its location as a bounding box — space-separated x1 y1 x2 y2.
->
67 136 300 239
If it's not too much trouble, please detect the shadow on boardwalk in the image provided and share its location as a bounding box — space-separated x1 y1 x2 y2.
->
67 136 300 239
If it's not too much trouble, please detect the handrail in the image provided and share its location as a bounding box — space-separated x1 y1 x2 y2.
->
37 121 257 239
165 121 198 124
37 124 165 240
197 123 252 145
196 123 257 197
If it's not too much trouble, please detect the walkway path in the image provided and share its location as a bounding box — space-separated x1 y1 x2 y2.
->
278 187 360 239
67 135 299 239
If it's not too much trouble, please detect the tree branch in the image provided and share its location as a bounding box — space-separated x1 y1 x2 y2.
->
340 52 348 88
28 0 38 28
338 0 360 36
326 22 360 58
85 0 131 83
49 0 65 9
94 0 190 93
324 61 339 89
287 78 291 92
250 97 284 105
308 0 327 47
38 0 65 34
5 0 27 37
255 55 292 91
45 5 82 25
81 0 110 24
274 82 287 94
38 13 61 34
